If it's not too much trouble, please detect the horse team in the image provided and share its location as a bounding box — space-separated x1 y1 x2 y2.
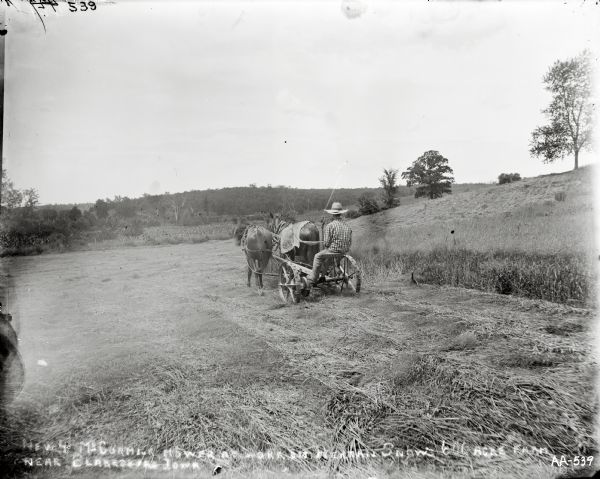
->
233 213 320 294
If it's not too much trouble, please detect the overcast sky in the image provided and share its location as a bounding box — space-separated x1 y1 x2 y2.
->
3 0 599 204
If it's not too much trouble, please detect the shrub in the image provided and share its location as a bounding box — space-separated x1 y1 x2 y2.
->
40 209 58 222
498 173 522 185
94 199 110 219
0 209 79 254
114 198 136 218
345 209 361 219
122 220 144 237
68 206 82 222
357 194 381 216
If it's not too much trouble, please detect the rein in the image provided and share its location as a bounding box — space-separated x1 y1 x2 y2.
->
269 220 287 251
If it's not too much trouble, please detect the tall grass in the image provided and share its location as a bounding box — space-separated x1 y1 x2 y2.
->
353 244 595 305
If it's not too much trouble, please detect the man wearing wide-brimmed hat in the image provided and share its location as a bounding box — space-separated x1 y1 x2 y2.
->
306 202 352 286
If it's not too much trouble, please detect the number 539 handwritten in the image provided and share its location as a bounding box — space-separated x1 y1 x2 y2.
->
68 2 97 12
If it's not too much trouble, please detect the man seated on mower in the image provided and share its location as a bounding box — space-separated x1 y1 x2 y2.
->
306 202 352 286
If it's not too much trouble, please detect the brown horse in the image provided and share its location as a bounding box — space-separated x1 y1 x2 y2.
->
266 213 320 267
239 225 273 294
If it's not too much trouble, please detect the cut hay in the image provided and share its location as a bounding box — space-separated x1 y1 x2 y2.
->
324 353 597 471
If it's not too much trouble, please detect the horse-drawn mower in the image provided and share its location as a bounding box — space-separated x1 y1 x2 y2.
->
239 215 362 304
274 252 361 304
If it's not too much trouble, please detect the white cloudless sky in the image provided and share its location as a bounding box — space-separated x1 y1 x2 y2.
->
3 0 599 204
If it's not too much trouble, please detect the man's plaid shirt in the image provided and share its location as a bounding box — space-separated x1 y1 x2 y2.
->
324 218 352 253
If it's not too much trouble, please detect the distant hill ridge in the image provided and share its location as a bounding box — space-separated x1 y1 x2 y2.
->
350 166 595 238
39 182 491 220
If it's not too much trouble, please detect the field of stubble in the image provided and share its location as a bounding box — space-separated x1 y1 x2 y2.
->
0 239 597 479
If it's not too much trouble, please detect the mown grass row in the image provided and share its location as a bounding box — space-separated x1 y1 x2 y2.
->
353 245 595 305
84 224 234 249
326 353 597 468
0 224 236 256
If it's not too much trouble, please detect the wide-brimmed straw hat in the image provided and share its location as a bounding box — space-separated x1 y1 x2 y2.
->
325 202 348 215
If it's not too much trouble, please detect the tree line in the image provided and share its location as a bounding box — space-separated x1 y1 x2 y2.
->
1 169 94 255
91 185 418 226
0 170 420 255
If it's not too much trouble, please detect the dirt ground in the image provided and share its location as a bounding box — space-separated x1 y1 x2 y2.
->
1 240 597 478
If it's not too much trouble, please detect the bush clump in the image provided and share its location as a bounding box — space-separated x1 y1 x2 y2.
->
0 208 92 256
357 193 381 216
122 220 145 237
498 173 522 185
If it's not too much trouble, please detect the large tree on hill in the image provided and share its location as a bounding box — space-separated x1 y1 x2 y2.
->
530 50 594 170
379 168 400 208
401 151 454 199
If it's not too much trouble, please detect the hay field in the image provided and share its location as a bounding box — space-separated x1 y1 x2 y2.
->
0 235 596 478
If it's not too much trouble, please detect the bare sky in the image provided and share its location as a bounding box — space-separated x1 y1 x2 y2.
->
3 0 599 204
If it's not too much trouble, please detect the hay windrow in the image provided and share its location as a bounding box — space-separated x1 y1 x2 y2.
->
325 354 597 467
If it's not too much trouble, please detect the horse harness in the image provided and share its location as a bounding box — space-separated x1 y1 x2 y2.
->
241 221 324 275
241 225 279 276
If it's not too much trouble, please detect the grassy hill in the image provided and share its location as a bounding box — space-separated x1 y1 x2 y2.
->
349 166 597 305
351 166 595 254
